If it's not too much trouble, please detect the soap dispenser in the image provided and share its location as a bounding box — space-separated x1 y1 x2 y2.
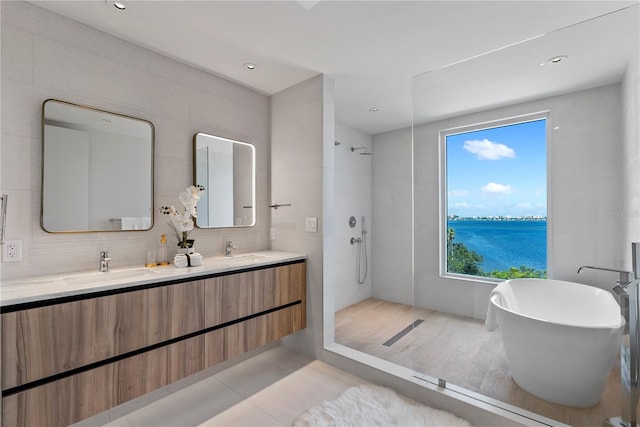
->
157 234 169 266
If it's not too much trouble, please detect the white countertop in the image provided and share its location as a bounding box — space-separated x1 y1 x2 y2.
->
0 251 306 308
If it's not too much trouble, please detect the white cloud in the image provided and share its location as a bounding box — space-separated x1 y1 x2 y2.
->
481 182 512 194
463 139 515 160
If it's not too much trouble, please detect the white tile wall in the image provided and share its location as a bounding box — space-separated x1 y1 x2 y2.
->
334 121 373 310
622 50 640 257
0 1 270 281
371 127 414 306
374 84 626 318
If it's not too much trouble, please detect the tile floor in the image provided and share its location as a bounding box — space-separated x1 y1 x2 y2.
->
76 346 371 427
335 298 622 427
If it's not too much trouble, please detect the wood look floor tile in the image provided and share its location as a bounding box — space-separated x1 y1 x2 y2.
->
336 297 621 427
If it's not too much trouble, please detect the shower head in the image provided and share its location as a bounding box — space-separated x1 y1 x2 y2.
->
351 146 374 155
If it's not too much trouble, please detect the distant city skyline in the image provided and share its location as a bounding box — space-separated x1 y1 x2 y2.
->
448 215 546 221
446 118 547 218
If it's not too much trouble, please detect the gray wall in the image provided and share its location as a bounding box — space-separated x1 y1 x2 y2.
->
373 83 626 319
1 1 271 281
271 74 334 358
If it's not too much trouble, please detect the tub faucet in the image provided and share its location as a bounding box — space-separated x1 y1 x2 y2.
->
99 251 111 272
225 241 236 257
577 265 631 295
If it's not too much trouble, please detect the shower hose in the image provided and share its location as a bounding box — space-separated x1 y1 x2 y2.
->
356 217 368 285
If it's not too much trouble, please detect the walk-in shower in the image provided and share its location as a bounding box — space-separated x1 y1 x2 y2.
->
332 4 639 426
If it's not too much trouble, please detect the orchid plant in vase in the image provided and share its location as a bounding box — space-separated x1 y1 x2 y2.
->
160 185 204 249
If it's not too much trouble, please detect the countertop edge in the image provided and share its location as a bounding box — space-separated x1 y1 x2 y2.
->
0 252 306 309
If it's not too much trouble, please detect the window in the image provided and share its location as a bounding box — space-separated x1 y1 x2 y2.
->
441 114 548 280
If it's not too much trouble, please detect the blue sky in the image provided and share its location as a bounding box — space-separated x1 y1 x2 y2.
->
446 119 547 218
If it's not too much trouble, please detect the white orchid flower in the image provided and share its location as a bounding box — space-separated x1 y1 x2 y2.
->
187 185 203 200
179 186 203 217
161 186 205 246
170 210 193 232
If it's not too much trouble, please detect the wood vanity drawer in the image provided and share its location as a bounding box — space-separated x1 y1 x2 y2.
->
204 304 305 366
2 279 204 389
2 302 304 427
2 335 204 427
204 262 306 327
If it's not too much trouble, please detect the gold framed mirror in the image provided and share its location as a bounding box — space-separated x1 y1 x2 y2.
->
42 99 154 232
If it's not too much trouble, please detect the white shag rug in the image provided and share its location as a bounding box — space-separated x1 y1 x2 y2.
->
292 384 474 427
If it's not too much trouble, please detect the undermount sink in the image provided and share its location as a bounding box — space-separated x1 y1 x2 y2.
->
61 255 272 286
213 253 272 265
226 253 270 261
63 268 155 285
59 253 278 287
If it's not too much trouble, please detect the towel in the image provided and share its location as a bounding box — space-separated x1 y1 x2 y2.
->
174 252 203 268
136 217 152 230
484 281 520 332
121 217 136 230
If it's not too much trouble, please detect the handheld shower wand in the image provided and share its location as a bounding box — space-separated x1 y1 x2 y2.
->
356 216 368 284
348 215 369 284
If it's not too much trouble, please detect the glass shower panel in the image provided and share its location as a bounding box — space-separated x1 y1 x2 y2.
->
332 122 417 374
411 5 639 425
367 128 416 371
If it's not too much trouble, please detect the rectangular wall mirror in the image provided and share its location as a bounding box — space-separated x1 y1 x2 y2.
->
193 132 256 228
42 99 154 232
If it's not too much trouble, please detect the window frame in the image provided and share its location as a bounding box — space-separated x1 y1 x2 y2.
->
438 111 551 282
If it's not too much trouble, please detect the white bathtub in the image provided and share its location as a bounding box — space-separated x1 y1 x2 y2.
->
486 278 623 407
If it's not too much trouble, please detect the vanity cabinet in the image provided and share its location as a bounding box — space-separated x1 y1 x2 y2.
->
203 262 306 365
2 280 204 390
1 260 306 427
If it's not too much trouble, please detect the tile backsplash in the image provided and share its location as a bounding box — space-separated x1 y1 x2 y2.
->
1 1 270 281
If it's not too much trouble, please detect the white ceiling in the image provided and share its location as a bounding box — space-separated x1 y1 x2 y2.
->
413 4 640 124
30 0 638 135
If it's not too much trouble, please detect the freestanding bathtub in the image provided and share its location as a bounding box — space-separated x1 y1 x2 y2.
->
486 278 623 407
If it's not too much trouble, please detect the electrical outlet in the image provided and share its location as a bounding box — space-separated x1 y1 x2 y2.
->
3 240 22 262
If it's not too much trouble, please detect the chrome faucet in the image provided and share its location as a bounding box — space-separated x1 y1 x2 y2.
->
99 251 111 272
599 244 640 427
225 241 236 257
577 265 631 295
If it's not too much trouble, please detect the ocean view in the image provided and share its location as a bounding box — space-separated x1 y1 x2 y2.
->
447 220 547 272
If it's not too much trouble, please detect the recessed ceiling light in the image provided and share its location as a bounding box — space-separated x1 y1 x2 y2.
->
368 107 379 112
243 63 257 70
113 1 126 10
541 55 568 66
